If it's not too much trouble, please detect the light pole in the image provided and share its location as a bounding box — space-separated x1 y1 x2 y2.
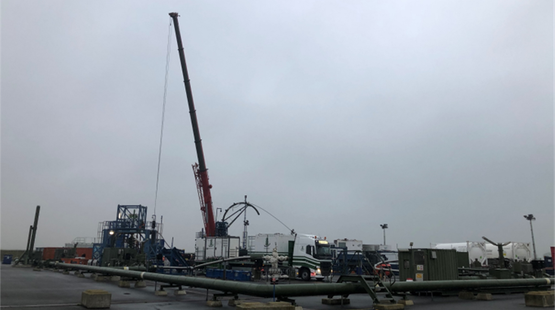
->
380 224 388 245
523 214 537 260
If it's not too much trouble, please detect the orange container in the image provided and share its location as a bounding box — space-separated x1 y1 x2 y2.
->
41 247 93 260
41 247 61 260
61 257 88 265
75 248 93 259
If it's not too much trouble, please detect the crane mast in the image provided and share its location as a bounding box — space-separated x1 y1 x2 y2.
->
169 12 216 237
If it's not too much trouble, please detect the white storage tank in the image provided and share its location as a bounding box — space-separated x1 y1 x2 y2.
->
485 242 531 262
433 242 487 266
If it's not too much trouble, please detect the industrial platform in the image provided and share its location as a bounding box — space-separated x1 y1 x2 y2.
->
1 265 549 309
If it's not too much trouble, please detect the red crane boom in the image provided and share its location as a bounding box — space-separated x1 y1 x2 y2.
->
169 12 216 236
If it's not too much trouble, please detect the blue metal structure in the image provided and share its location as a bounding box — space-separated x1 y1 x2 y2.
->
154 247 194 274
92 243 103 261
332 248 373 275
102 205 147 247
331 248 400 277
94 205 151 266
93 205 192 272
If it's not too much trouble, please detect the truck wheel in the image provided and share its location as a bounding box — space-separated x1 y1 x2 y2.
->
300 268 310 281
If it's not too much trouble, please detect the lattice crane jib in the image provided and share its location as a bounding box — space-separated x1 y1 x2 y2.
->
192 163 215 236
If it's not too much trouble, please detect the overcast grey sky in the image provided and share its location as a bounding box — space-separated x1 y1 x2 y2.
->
1 1 553 256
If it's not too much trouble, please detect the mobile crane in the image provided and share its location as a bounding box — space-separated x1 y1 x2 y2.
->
169 12 216 237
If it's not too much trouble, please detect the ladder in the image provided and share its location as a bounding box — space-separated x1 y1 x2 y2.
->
336 275 396 304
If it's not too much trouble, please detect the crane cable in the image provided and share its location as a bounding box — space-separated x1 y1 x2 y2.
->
153 18 174 217
250 203 294 234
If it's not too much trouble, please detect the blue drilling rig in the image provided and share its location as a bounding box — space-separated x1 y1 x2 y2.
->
91 205 192 273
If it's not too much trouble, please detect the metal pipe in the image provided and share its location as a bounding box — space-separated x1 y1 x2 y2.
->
153 255 252 270
52 262 361 297
52 263 552 298
23 225 33 265
385 278 553 292
29 206 41 256
25 226 33 253
193 255 252 269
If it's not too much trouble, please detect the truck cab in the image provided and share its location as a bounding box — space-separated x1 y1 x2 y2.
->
313 240 332 260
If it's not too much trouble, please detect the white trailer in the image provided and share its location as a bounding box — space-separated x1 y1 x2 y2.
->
485 242 531 262
248 233 332 281
433 242 488 266
195 236 241 261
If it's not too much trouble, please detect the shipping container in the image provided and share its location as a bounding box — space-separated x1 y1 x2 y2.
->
74 248 93 259
398 248 459 281
40 247 60 260
40 247 93 260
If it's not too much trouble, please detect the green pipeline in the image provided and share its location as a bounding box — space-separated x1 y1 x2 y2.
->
52 263 552 298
